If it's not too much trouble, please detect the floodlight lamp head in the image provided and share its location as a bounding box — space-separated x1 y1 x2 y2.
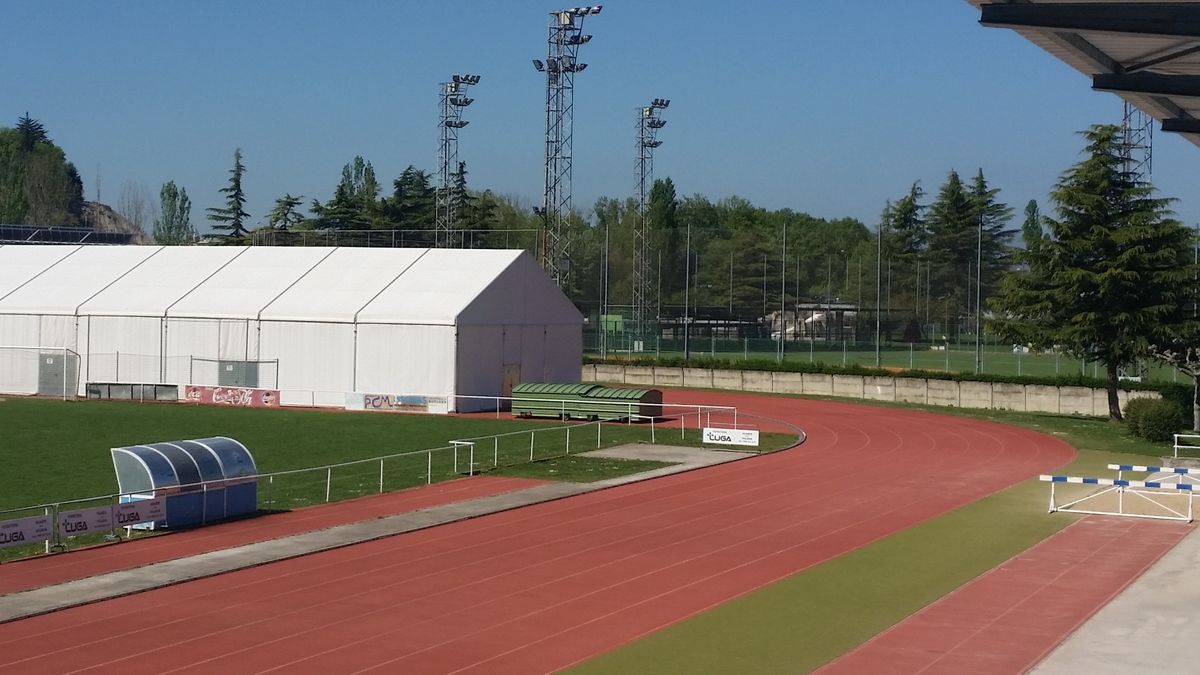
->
647 119 666 129
546 59 561 72
573 62 588 72
463 74 481 85
453 96 474 107
652 98 670 108
532 59 545 72
643 140 663 148
452 75 461 84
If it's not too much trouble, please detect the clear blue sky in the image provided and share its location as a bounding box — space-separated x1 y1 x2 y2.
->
5 1 1197 231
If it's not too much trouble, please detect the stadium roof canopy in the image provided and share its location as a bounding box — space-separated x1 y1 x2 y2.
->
968 0 1200 149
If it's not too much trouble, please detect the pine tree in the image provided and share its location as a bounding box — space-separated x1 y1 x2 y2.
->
206 148 250 240
266 194 305 231
154 181 194 244
925 170 976 324
967 169 1015 298
991 125 1196 420
15 112 48 153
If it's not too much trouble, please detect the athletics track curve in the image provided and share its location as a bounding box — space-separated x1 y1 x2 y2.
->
0 391 1077 674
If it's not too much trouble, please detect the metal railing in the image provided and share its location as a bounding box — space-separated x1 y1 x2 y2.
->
1174 434 1200 459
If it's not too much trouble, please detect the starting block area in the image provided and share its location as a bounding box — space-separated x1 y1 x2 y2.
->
1040 465 1200 523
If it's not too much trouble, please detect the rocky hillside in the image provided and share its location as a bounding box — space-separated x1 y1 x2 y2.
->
81 201 151 244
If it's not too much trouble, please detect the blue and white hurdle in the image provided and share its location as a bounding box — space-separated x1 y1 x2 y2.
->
1040 469 1197 522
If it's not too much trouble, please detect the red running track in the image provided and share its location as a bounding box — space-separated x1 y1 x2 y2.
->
0 476 546 597
0 391 1076 674
819 516 1193 674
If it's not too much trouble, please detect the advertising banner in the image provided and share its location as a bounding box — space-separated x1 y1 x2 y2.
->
347 394 451 415
114 497 166 527
58 506 114 537
702 427 760 447
184 385 280 408
0 515 53 549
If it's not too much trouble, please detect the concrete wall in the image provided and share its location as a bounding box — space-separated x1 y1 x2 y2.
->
581 363 1160 416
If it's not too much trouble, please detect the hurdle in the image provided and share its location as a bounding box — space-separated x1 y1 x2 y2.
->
1040 474 1196 523
1109 464 1200 485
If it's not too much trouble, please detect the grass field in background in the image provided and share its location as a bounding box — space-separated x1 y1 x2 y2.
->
572 399 1176 673
591 341 1185 382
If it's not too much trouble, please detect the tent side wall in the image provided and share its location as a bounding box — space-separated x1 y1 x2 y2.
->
259 320 356 407
354 323 457 406
83 315 164 384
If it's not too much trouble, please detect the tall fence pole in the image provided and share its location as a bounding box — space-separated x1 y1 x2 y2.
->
469 444 475 476
566 426 571 455
494 437 499 467
530 431 535 461
379 459 384 494
427 451 432 485
325 467 332 503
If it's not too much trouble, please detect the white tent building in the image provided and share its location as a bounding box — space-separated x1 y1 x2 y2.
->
0 245 583 411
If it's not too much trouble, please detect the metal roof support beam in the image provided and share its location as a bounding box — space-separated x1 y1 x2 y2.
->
980 3 1200 39
1094 73 1200 98
1162 117 1200 134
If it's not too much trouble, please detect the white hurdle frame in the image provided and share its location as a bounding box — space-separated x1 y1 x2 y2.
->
1041 474 1196 522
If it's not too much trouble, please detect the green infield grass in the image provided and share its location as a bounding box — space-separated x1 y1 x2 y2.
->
0 397 797 511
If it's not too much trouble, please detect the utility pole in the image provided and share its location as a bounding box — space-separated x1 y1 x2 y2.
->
683 220 691 361
975 211 983 375
875 223 882 367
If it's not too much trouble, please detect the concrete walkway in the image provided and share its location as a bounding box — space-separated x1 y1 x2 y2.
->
1033 520 1200 673
0 445 753 624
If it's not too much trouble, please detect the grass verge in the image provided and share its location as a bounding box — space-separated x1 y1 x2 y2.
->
491 455 672 482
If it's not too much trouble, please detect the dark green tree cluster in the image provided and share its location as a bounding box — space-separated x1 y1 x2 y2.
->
873 169 1015 341
0 113 84 225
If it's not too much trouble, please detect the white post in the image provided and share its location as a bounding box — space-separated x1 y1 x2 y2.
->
681 410 686 439
496 397 500 419
1048 482 1056 513
651 415 656 443
469 444 475 476
494 437 499 467
62 348 68 401
530 431 535 461
454 445 458 474
379 459 384 494
596 421 601 448
325 468 332 503
566 426 571 455
427 451 432 485
734 408 739 429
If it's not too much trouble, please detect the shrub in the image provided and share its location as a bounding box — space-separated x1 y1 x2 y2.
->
1132 399 1184 443
1123 397 1157 436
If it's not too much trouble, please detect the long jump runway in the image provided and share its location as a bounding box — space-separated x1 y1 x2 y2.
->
0 392 1076 673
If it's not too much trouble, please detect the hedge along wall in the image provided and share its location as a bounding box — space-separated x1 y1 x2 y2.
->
581 363 1161 416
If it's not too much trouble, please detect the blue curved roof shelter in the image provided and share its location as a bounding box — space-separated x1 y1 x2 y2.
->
110 437 258 528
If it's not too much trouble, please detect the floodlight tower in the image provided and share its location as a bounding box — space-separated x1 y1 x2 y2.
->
1121 100 1153 181
532 5 602 287
437 74 481 248
634 98 669 345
